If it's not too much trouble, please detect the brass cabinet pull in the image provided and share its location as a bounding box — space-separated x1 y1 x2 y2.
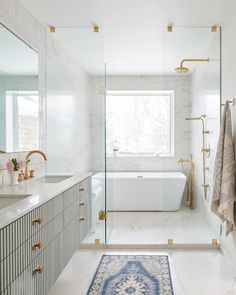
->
32 218 43 225
79 202 85 207
79 188 85 192
79 217 85 222
32 265 43 274
32 241 43 250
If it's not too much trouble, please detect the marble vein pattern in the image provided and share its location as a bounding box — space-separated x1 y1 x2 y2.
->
83 208 219 245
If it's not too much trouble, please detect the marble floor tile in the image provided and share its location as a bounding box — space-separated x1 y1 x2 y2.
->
49 249 236 295
83 207 219 245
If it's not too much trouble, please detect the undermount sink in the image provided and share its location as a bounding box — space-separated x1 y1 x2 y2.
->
34 175 73 184
0 194 31 210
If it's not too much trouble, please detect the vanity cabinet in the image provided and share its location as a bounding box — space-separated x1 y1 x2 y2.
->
0 176 91 295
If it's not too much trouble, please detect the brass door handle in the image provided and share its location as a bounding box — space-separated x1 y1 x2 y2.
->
32 218 43 225
32 265 43 274
79 202 85 207
79 217 85 222
79 188 85 192
32 241 43 250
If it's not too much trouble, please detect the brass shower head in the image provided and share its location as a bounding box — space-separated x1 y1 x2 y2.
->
175 58 209 74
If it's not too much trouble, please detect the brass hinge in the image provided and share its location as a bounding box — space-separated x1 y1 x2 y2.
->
99 210 107 220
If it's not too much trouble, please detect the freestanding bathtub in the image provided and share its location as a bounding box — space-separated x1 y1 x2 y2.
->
105 172 187 212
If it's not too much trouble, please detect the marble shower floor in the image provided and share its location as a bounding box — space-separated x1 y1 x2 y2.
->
49 248 236 295
84 207 219 245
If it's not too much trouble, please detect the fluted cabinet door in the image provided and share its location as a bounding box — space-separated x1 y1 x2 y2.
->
0 177 91 295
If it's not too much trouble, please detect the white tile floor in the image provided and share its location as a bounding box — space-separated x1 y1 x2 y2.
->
84 207 219 245
49 248 236 295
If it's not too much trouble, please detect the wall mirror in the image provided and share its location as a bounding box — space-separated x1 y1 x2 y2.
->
0 24 39 153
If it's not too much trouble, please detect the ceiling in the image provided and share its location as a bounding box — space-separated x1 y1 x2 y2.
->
20 0 233 75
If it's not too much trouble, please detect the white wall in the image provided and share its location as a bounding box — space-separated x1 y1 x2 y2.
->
46 35 91 172
219 2 236 263
190 31 221 237
90 75 192 172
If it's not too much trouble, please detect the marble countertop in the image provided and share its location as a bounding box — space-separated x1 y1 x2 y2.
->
0 172 93 229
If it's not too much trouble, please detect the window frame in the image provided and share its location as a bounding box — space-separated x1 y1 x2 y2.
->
106 90 175 158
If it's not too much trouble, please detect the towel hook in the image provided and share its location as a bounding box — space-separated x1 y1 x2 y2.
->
221 98 235 106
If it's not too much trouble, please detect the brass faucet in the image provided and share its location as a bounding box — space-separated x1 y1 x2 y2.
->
24 150 47 180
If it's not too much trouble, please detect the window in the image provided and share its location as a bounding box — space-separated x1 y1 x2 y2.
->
106 91 174 156
6 91 39 151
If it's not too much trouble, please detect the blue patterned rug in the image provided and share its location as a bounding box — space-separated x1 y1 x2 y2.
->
87 255 174 295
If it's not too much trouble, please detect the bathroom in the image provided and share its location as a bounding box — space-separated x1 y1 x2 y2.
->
0 0 236 294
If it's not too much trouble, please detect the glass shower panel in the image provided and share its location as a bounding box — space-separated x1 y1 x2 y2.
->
162 26 221 245
46 27 106 244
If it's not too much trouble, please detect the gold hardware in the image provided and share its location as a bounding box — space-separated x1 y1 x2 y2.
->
49 26 55 33
201 144 211 157
168 239 174 245
18 172 24 182
202 184 209 187
201 148 210 152
29 170 35 178
221 98 235 106
203 167 209 171
93 25 99 33
32 265 43 274
79 217 85 222
79 187 85 192
167 25 173 32
95 239 100 245
99 210 107 220
178 158 195 209
137 175 143 178
175 59 209 73
203 130 210 134
79 202 85 207
32 218 43 225
212 239 218 245
185 115 208 200
98 85 106 95
211 26 217 32
24 150 47 180
32 241 43 250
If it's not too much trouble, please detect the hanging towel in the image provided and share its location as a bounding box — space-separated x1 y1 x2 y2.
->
212 101 236 235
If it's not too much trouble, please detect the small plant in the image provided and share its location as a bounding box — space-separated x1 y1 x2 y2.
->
6 158 26 172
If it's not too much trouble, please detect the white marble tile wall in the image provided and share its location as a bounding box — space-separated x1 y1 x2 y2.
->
190 33 221 236
90 75 192 172
46 35 91 173
0 0 47 184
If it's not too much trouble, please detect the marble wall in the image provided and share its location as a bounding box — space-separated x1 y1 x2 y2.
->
46 35 91 173
190 33 221 236
90 75 192 172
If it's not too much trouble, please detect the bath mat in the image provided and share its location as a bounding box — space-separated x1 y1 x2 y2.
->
87 255 174 295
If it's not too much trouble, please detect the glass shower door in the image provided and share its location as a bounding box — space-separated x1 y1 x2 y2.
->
46 26 107 245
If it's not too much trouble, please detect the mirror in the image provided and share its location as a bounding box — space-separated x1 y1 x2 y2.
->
0 24 39 153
